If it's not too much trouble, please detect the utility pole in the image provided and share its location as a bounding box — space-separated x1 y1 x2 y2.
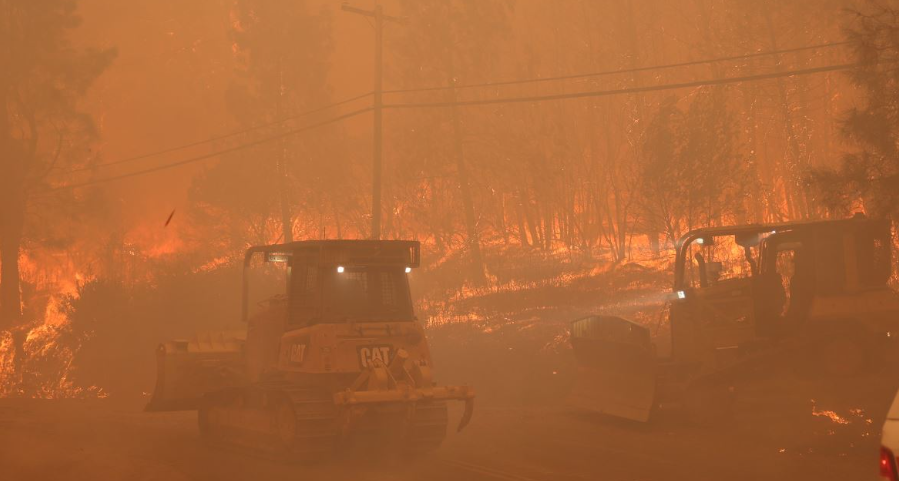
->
341 2 403 240
277 57 293 244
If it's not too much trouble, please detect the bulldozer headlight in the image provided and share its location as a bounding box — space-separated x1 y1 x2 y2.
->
337 266 345 273
676 290 686 299
405 267 412 273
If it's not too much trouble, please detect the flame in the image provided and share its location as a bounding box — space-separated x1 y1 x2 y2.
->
196 255 231 273
0 214 191 399
128 223 184 259
0 271 105 399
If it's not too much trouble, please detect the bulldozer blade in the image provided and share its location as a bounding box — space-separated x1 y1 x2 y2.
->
568 316 657 423
145 332 248 412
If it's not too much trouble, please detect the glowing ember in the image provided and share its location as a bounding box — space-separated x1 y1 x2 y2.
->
811 400 851 425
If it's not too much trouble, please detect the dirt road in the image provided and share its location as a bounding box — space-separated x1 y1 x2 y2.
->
0 392 879 481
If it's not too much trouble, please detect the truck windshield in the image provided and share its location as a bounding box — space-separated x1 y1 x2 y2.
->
321 267 414 322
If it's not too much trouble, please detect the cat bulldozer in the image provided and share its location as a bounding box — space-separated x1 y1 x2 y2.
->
570 215 899 422
146 240 474 459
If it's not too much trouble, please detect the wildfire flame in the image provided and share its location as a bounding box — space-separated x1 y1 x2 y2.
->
0 270 105 399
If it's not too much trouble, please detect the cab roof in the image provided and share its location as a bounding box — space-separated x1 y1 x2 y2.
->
244 239 421 268
675 215 885 249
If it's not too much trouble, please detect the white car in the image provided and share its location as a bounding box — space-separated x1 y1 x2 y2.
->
882 391 899 480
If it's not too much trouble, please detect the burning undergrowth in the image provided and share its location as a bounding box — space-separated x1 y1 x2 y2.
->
0 286 105 399
0 253 247 401
417 244 672 331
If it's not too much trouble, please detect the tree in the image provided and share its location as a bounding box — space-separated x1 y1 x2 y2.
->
0 0 115 329
639 97 687 245
189 0 339 254
678 87 748 229
391 0 513 281
638 88 749 242
813 3 899 221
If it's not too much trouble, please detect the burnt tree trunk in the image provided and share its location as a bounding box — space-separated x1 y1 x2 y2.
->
514 198 529 247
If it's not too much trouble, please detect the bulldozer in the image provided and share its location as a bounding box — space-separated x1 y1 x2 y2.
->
146 240 474 459
570 215 899 422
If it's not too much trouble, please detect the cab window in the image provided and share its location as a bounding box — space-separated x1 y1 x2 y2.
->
289 264 321 325
321 267 414 322
774 247 797 317
856 226 891 288
684 235 758 288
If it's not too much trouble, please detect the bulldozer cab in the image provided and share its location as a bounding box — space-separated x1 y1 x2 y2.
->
756 217 893 327
242 240 421 380
671 215 893 368
148 240 423 411
758 218 892 296
570 215 895 422
242 240 420 326
670 226 771 369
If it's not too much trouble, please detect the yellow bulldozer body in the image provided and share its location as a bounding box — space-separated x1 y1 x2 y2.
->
146 240 473 458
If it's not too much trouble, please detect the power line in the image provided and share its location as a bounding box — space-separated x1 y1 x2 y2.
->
383 40 850 95
44 61 857 192
51 41 847 180
44 107 373 192
383 62 855 110
58 91 373 176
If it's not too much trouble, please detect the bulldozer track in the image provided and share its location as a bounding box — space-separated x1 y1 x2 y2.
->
340 399 449 455
406 400 450 453
280 387 340 460
199 385 339 462
200 383 449 461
